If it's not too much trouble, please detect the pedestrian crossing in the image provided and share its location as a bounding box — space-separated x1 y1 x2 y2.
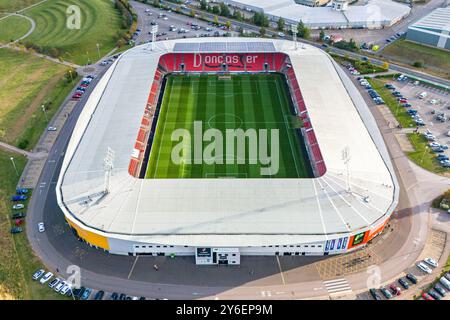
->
323 278 352 295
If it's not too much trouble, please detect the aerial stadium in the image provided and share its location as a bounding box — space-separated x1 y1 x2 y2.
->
56 38 399 265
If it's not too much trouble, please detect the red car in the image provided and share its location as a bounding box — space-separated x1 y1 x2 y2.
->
71 94 81 100
390 284 401 296
399 99 407 104
79 83 89 88
14 218 24 226
422 293 434 300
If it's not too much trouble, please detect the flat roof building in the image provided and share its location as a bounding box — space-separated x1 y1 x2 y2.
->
406 7 450 50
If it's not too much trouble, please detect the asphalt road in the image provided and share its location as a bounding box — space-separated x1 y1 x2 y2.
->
148 0 450 88
23 2 449 300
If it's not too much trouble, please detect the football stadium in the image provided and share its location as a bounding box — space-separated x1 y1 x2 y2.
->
56 38 399 265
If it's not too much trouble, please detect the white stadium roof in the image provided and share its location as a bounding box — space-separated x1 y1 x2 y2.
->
57 38 398 247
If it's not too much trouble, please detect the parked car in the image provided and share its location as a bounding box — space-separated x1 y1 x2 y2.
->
428 289 441 300
380 287 393 299
433 284 446 297
54 281 65 292
424 258 438 268
439 277 450 290
81 288 92 300
94 290 105 300
417 262 432 274
39 271 53 284
119 293 127 300
11 212 26 219
436 154 449 161
60 283 72 295
16 188 28 194
38 222 45 233
32 269 45 281
398 278 409 289
11 195 27 201
389 284 401 296
110 292 119 300
406 273 418 284
10 227 23 234
47 127 57 131
48 278 60 289
74 286 86 299
445 272 450 281
422 292 434 300
369 288 382 300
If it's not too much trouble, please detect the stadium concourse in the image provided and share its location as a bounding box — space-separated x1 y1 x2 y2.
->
56 38 399 265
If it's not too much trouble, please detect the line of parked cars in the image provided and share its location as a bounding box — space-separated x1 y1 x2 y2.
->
422 129 450 168
344 62 360 76
369 272 418 300
369 257 449 300
10 188 29 234
33 267 148 300
71 75 95 100
358 77 385 105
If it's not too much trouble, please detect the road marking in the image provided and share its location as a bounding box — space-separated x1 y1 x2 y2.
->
127 256 139 279
276 255 286 285
323 278 352 295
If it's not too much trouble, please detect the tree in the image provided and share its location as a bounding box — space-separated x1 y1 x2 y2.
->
213 15 219 25
190 9 196 18
259 27 266 37
319 30 325 41
238 26 244 36
219 2 230 17
382 62 389 70
297 21 310 39
212 5 220 15
225 20 231 29
200 0 207 10
233 10 242 21
277 17 285 31
252 12 269 27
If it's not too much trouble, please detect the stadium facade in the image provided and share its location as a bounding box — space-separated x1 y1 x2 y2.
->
56 38 399 265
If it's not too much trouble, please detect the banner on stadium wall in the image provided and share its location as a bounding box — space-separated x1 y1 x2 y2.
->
325 236 349 252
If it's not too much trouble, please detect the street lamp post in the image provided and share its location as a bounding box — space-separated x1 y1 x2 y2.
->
291 24 297 50
10 157 18 176
96 43 100 60
41 104 48 122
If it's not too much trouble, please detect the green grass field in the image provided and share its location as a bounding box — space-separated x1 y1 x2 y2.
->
145 74 313 179
0 15 31 43
0 48 70 148
22 0 125 65
0 0 41 13
0 150 67 299
382 39 450 79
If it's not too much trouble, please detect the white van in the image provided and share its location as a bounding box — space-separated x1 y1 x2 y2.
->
418 92 427 99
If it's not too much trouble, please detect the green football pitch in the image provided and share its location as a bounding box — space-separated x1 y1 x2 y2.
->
145 73 313 179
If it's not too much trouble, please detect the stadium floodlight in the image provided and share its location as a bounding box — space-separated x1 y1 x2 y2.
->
151 25 158 51
341 146 351 193
103 147 115 194
291 24 297 50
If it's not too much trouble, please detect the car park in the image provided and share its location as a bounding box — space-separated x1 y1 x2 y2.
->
369 288 382 300
10 227 23 234
32 269 45 281
398 278 409 289
380 287 392 299
39 271 53 284
417 262 432 274
406 273 418 284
